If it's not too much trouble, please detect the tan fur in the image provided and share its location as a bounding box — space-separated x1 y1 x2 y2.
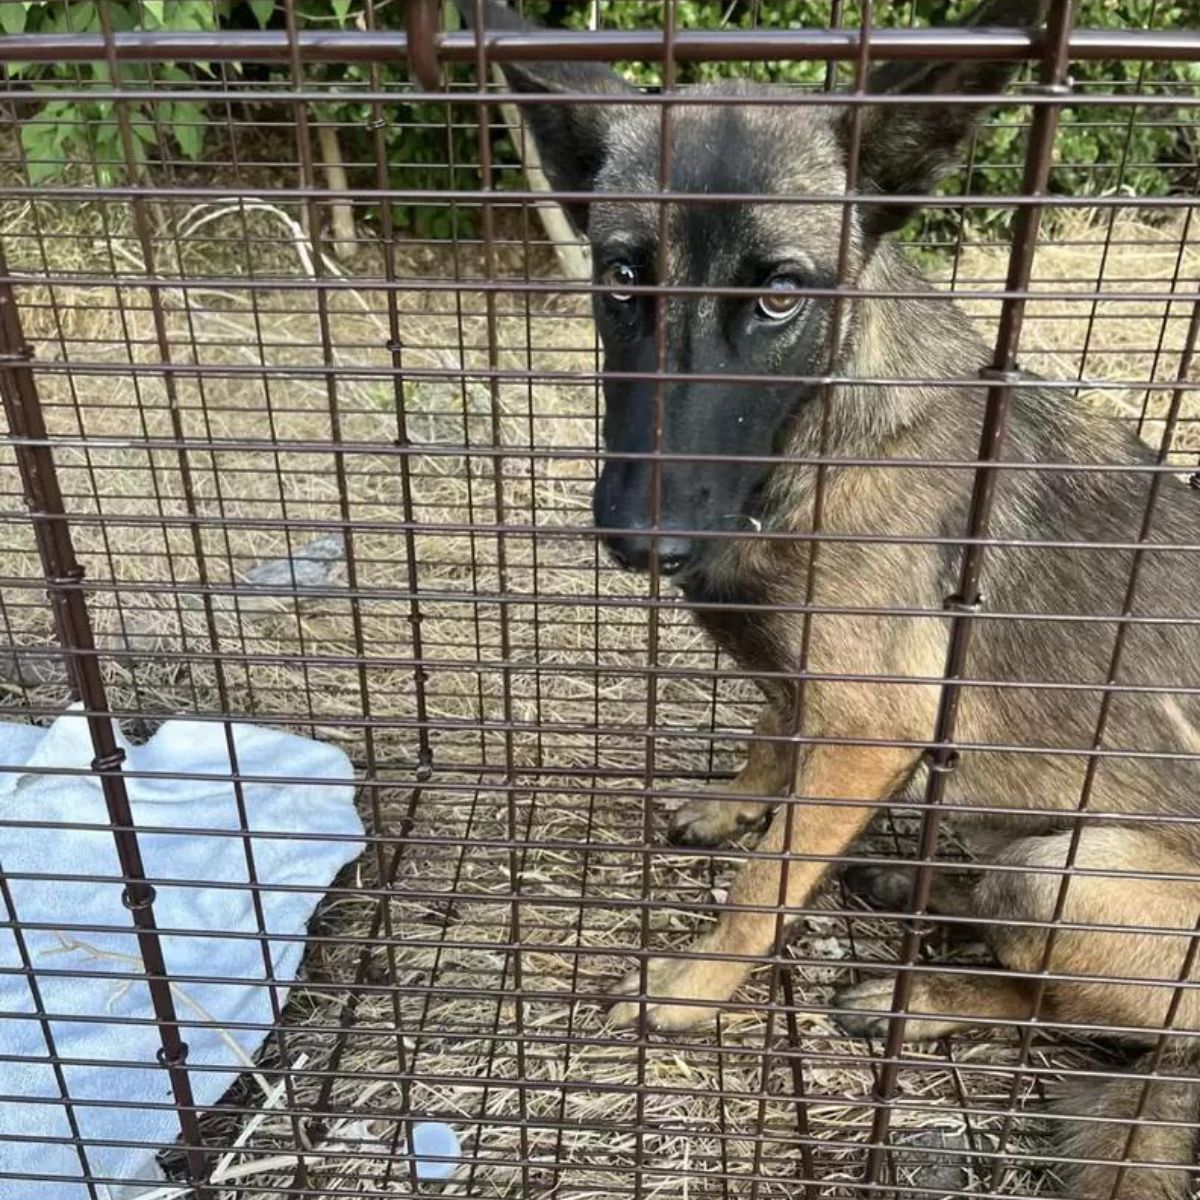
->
1163 697 1200 756
1053 1046 1200 1200
836 970 1036 1041
609 742 917 1028
667 703 791 845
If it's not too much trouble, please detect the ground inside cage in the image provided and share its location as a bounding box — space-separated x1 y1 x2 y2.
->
186 772 1103 1199
2 193 1198 1197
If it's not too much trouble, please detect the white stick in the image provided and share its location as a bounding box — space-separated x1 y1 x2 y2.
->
491 67 592 283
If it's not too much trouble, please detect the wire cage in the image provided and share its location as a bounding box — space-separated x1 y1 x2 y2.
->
0 1 1198 1198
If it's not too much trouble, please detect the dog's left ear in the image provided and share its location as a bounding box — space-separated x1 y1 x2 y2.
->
842 0 1049 238
453 0 639 234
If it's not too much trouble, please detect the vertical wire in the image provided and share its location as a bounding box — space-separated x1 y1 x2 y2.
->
361 0 423 1186
865 1 1077 1188
633 4 679 1198
748 3 874 1194
471 3 531 1192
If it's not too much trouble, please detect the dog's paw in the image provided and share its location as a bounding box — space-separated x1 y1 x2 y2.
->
832 975 956 1042
667 797 769 847
607 951 746 1031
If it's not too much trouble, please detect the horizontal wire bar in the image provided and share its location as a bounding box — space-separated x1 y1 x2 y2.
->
4 182 1200 206
1 25 1197 65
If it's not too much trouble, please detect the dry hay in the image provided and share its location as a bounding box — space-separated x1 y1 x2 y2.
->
0 194 1197 1199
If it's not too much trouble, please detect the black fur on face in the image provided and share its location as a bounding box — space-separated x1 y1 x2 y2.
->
586 99 848 574
458 0 1047 575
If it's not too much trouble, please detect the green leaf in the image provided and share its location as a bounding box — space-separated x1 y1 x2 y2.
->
173 1 215 31
331 0 352 25
107 3 138 32
42 99 77 122
26 156 61 185
143 0 165 24
0 5 27 34
22 119 71 184
20 124 53 159
170 101 206 159
248 0 274 27
68 1 98 32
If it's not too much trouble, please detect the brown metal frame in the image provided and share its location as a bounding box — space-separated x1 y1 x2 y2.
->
0 0 1198 1197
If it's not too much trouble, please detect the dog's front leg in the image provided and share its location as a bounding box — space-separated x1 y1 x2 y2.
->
608 744 916 1031
667 703 792 846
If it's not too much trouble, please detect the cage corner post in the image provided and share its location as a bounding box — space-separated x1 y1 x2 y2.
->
0 240 212 1197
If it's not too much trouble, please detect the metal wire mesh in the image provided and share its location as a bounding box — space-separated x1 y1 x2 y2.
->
1 1 1199 1198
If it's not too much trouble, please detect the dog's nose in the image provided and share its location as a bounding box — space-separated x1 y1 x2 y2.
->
606 533 694 575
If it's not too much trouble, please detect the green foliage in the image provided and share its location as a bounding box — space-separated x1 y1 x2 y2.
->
526 0 1198 244
6 1 1196 243
12 1 223 185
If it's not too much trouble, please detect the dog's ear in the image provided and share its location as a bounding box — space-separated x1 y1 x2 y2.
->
842 0 1049 238
454 0 638 233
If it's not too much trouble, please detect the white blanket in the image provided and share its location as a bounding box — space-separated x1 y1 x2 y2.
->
0 706 363 1199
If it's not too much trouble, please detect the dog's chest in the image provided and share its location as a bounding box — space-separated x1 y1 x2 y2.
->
693 605 788 676
684 566 793 678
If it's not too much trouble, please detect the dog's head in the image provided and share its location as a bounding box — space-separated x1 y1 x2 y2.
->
462 0 1047 576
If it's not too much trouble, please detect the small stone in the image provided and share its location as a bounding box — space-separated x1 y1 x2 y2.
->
233 536 348 615
240 535 347 591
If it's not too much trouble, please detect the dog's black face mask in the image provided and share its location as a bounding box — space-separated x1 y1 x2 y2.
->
586 201 837 576
578 103 850 579
460 0 1046 576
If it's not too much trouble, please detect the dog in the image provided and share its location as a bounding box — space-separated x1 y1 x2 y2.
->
460 2 1200 1195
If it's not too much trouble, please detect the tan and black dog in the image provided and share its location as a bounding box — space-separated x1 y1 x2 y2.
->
462 2 1200 1194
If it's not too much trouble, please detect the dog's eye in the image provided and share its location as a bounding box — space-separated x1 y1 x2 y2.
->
756 275 807 323
600 261 638 303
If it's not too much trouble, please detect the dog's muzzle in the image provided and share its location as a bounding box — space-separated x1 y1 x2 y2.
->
605 531 695 575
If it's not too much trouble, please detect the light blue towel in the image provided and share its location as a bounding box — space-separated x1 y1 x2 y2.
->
0 705 363 1199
